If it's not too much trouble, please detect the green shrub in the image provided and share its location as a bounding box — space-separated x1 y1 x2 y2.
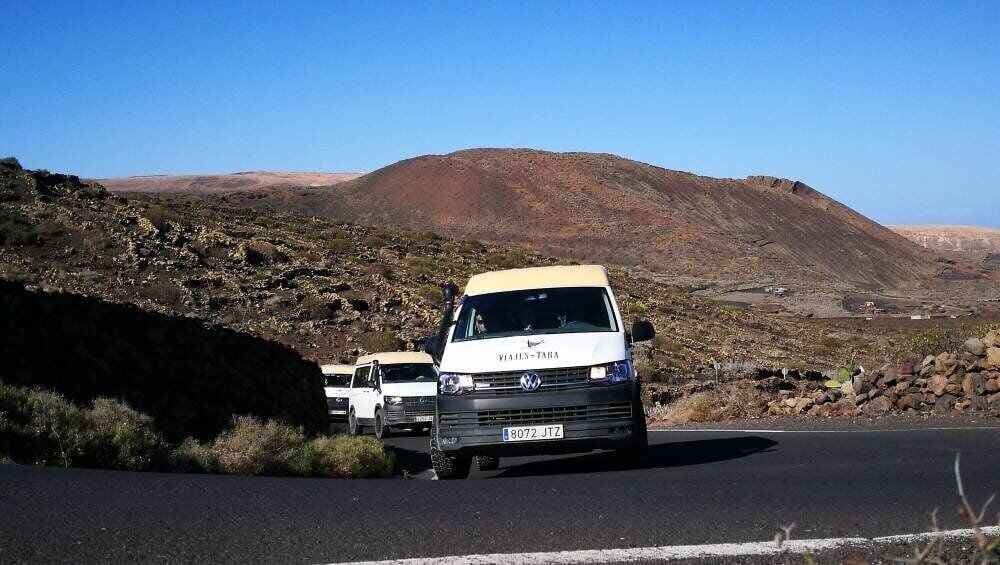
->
327 238 355 254
211 416 311 476
87 398 165 471
170 437 219 473
360 330 403 353
307 435 394 478
362 235 387 249
0 384 165 470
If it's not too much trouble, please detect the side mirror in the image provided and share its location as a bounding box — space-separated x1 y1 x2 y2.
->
631 320 655 342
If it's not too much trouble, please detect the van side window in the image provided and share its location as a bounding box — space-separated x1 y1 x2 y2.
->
352 366 371 388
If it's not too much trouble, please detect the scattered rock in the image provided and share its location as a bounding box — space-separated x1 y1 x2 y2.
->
964 338 986 356
986 347 1000 369
864 395 891 415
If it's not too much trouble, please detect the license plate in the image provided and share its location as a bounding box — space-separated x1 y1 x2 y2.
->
414 415 433 422
328 410 346 415
502 424 564 442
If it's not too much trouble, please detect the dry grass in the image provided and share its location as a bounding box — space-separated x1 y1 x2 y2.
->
649 382 768 425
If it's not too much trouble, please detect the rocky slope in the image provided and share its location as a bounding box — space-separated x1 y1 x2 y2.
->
99 171 363 194
2 157 882 376
217 148 940 291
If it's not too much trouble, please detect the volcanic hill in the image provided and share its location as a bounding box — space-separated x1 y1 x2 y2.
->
218 149 938 291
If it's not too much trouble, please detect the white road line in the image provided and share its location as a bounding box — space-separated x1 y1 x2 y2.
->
328 527 1000 565
649 427 1000 433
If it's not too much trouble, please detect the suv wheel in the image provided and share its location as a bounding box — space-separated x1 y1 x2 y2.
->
348 409 360 436
374 409 390 440
429 423 470 480
616 393 649 465
475 455 500 471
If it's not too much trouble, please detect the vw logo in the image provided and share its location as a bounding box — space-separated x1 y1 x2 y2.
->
419 396 430 405
520 371 542 392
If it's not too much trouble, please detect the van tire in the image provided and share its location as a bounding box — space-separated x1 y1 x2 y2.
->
617 392 649 464
348 409 360 436
374 409 390 440
475 455 500 471
429 423 470 480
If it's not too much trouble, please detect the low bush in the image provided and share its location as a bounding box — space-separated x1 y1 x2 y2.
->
1 385 395 478
327 238 355 254
360 330 403 353
173 416 395 478
0 384 166 470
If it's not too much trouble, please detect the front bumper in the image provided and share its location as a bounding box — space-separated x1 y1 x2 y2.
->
385 397 435 426
435 383 638 457
326 398 349 422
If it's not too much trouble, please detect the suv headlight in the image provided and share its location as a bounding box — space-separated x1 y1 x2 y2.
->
439 373 474 395
589 360 633 384
383 395 403 406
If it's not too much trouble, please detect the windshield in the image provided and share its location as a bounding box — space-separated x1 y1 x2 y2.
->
324 374 350 387
452 286 619 342
380 363 438 383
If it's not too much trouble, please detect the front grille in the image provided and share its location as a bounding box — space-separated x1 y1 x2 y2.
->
473 366 590 395
439 402 632 430
387 396 435 418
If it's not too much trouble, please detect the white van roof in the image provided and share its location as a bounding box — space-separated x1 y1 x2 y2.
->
464 265 610 296
320 364 354 375
355 351 435 366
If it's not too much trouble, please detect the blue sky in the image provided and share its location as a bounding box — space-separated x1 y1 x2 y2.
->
2 1 998 226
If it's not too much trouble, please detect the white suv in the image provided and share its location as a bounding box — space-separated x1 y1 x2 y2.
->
321 363 354 426
348 352 438 439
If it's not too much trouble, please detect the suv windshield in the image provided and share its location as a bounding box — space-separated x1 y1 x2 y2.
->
324 374 350 387
380 363 438 383
452 287 619 342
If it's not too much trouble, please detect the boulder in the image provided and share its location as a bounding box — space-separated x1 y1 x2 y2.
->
986 378 1000 394
986 347 1000 369
876 374 896 389
928 375 949 396
969 396 987 411
964 338 986 356
945 381 963 395
922 354 936 367
897 393 923 411
852 374 871 395
936 393 957 411
855 392 869 405
864 395 892 415
984 330 999 349
963 373 985 397
894 381 909 395
897 361 915 376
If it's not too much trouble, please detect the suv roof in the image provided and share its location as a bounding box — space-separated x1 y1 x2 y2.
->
320 363 354 375
464 265 610 296
355 351 435 366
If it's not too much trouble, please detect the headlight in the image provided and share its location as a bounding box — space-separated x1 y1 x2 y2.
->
383 395 403 405
439 373 474 395
589 360 633 384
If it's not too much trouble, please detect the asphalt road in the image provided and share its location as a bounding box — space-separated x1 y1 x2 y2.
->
2 425 999 564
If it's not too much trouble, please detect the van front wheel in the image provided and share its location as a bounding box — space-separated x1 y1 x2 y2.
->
429 424 470 480
348 409 360 436
374 409 391 440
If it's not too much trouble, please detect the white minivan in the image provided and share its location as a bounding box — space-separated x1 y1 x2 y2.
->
321 363 354 425
348 351 438 439
424 265 655 479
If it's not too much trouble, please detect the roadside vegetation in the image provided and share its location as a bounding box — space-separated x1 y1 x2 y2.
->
0 384 394 478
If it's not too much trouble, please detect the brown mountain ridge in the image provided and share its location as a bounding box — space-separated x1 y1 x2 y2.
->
219 148 938 291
